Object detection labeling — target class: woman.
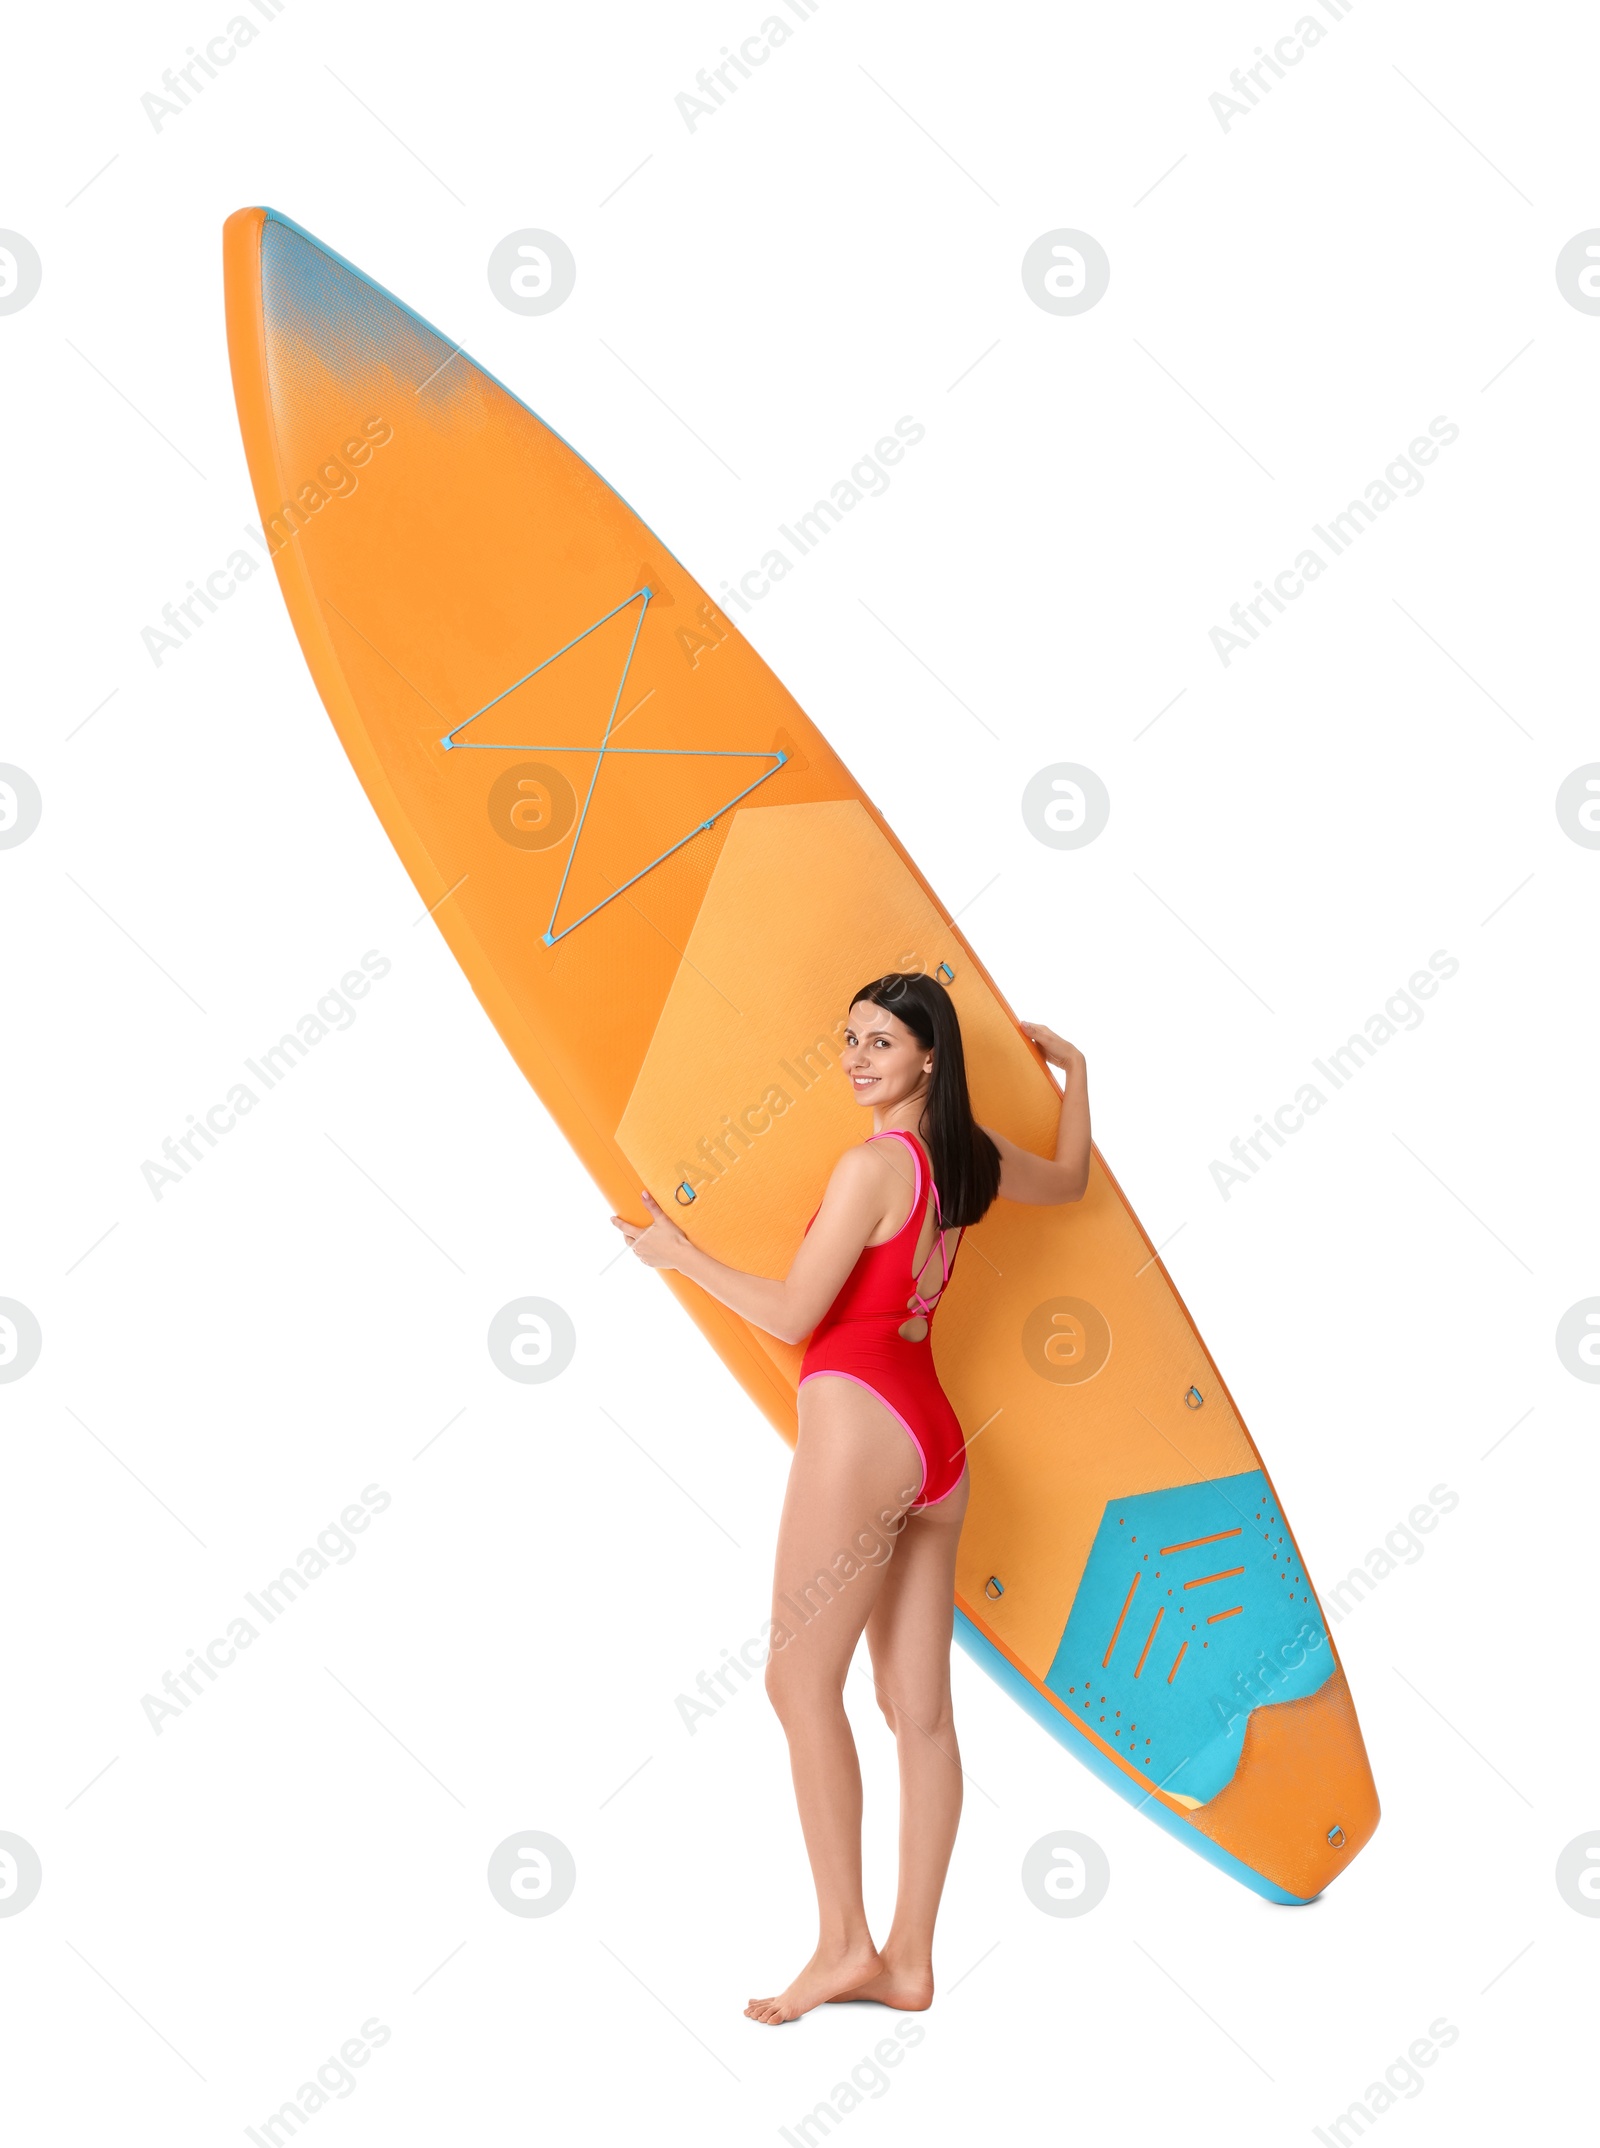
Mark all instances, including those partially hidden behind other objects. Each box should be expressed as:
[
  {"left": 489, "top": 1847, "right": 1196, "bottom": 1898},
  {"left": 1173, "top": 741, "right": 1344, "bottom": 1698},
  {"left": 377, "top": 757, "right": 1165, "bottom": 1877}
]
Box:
[{"left": 612, "top": 972, "right": 1090, "bottom": 2025}]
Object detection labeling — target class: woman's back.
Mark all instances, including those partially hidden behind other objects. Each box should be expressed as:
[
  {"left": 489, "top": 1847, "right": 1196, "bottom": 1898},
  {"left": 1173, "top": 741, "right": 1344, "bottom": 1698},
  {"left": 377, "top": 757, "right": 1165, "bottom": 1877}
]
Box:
[{"left": 807, "top": 1130, "right": 958, "bottom": 1334}]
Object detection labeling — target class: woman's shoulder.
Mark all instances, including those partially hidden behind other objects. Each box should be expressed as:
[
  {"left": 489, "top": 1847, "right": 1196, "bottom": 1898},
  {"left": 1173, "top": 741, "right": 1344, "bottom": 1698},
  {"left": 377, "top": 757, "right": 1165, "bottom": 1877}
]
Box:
[
  {"left": 830, "top": 1134, "right": 917, "bottom": 1192},
  {"left": 833, "top": 1135, "right": 894, "bottom": 1175},
  {"left": 810, "top": 1140, "right": 896, "bottom": 1227}
]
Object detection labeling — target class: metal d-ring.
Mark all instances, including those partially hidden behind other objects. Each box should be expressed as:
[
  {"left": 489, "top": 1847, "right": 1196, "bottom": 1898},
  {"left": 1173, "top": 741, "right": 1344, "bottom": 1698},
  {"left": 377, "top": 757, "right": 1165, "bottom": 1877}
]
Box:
[
  {"left": 674, "top": 1182, "right": 697, "bottom": 1206},
  {"left": 1184, "top": 1385, "right": 1204, "bottom": 1409},
  {"left": 985, "top": 1576, "right": 1004, "bottom": 1599}
]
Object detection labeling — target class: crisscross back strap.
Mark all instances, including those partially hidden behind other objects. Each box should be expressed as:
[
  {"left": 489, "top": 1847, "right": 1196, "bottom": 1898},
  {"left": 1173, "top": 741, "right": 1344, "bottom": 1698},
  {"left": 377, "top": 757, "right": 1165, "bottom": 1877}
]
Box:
[{"left": 870, "top": 1130, "right": 953, "bottom": 1319}]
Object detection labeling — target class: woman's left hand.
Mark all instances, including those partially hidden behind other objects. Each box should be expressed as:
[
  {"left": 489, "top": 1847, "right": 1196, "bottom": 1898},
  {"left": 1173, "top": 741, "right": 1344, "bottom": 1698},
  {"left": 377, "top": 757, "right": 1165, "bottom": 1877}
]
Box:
[
  {"left": 611, "top": 1188, "right": 690, "bottom": 1272},
  {"left": 1020, "top": 1022, "right": 1085, "bottom": 1079}
]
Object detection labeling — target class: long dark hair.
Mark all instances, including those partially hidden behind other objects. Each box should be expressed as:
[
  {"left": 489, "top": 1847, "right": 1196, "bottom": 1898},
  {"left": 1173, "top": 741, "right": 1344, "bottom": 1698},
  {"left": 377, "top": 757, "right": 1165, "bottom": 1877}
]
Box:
[{"left": 850, "top": 972, "right": 1000, "bottom": 1227}]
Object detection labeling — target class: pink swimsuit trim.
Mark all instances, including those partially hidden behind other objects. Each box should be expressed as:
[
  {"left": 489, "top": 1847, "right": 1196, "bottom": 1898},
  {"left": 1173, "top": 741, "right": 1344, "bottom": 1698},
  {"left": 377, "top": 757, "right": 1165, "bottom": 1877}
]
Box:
[{"left": 797, "top": 1370, "right": 932, "bottom": 1505}]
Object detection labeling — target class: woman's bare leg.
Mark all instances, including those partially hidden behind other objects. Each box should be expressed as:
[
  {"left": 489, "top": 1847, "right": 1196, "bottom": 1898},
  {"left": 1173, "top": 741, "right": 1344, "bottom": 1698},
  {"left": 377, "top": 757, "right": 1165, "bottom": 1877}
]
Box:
[
  {"left": 744, "top": 1377, "right": 922, "bottom": 2026},
  {"left": 833, "top": 1466, "right": 969, "bottom": 2011}
]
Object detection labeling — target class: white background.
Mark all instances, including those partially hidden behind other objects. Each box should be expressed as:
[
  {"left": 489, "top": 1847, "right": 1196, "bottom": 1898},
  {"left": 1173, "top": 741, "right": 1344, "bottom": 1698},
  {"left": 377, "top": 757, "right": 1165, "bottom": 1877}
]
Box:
[{"left": 2, "top": 1, "right": 1596, "bottom": 2140}]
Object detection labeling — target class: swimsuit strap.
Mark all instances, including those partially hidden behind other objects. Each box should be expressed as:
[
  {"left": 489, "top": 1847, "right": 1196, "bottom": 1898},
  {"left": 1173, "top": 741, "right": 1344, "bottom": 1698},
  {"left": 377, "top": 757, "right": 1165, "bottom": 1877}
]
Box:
[
  {"left": 865, "top": 1128, "right": 923, "bottom": 1233},
  {"left": 869, "top": 1130, "right": 952, "bottom": 1321},
  {"left": 865, "top": 1131, "right": 956, "bottom": 1319},
  {"left": 908, "top": 1171, "right": 955, "bottom": 1319}
]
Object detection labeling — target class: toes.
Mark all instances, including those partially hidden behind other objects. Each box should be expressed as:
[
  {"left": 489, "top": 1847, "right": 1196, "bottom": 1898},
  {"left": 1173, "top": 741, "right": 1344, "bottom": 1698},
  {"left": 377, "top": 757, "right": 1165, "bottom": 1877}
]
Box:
[{"left": 745, "top": 1997, "right": 791, "bottom": 2026}]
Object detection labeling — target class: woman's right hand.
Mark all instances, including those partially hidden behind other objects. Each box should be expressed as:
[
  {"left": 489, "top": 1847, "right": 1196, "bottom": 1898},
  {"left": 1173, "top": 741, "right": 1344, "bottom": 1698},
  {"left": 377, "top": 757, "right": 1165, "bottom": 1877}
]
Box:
[
  {"left": 611, "top": 1188, "right": 691, "bottom": 1272},
  {"left": 1020, "top": 1022, "right": 1084, "bottom": 1079}
]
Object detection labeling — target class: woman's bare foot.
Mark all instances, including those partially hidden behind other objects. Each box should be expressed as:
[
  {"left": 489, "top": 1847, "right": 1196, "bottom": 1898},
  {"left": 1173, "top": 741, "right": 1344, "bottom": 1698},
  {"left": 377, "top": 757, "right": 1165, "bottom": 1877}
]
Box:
[
  {"left": 827, "top": 1955, "right": 934, "bottom": 2011},
  {"left": 745, "top": 1939, "right": 884, "bottom": 2026}
]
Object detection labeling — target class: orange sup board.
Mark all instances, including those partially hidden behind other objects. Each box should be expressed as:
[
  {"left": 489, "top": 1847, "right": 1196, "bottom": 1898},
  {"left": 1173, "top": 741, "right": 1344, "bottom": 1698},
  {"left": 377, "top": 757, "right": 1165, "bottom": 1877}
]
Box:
[{"left": 223, "top": 208, "right": 1377, "bottom": 1902}]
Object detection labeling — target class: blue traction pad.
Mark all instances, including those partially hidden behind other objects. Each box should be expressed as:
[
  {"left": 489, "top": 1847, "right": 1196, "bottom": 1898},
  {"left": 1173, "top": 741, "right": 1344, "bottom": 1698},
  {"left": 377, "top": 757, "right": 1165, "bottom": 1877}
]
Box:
[{"left": 1042, "top": 1469, "right": 1331, "bottom": 1806}]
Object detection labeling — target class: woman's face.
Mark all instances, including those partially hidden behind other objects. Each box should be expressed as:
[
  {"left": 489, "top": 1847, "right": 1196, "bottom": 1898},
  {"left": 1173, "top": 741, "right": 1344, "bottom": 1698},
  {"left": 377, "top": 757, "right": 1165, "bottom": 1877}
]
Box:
[{"left": 841, "top": 1000, "right": 933, "bottom": 1110}]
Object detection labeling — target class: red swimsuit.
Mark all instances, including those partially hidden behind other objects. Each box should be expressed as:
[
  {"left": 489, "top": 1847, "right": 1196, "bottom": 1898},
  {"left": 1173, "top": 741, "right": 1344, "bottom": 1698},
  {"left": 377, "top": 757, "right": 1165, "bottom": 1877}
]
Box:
[{"left": 798, "top": 1129, "right": 967, "bottom": 1509}]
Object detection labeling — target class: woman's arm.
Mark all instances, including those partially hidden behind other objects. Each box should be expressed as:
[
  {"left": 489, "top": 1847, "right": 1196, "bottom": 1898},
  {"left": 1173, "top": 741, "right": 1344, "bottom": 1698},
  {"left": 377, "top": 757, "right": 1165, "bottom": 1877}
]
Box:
[
  {"left": 611, "top": 1142, "right": 901, "bottom": 1345},
  {"left": 988, "top": 1024, "right": 1091, "bottom": 1204}
]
